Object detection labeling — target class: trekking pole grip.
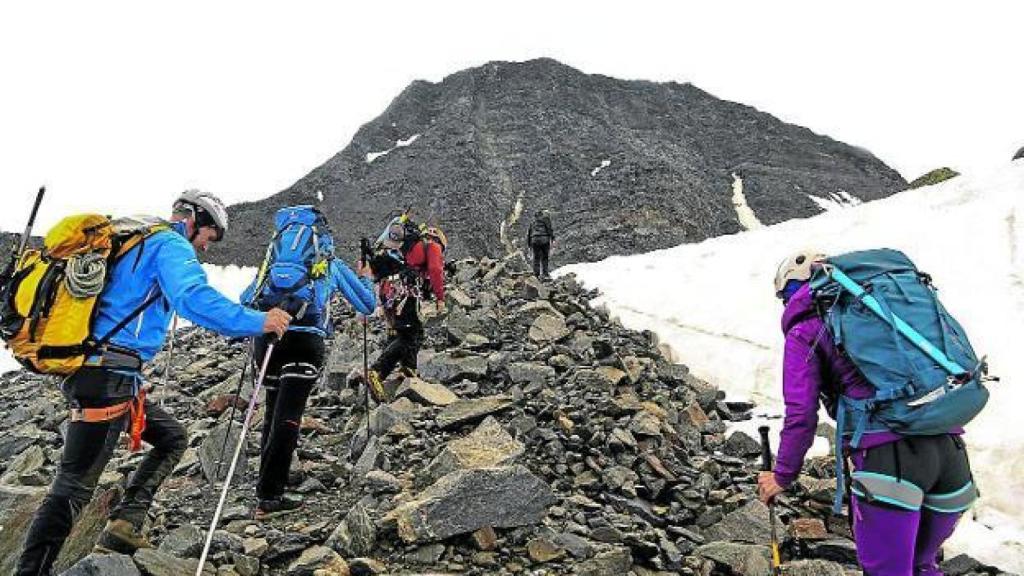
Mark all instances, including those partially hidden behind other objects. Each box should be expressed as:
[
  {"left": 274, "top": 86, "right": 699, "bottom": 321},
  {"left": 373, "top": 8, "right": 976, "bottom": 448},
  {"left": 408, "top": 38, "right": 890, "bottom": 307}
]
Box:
[{"left": 758, "top": 426, "right": 773, "bottom": 472}]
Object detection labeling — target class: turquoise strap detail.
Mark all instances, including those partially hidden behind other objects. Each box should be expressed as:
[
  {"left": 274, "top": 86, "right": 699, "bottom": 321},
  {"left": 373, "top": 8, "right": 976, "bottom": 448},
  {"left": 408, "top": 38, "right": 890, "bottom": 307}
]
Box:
[
  {"left": 827, "top": 267, "right": 967, "bottom": 375},
  {"left": 833, "top": 397, "right": 847, "bottom": 515},
  {"left": 850, "top": 471, "right": 924, "bottom": 511},
  {"left": 923, "top": 481, "right": 978, "bottom": 513}
]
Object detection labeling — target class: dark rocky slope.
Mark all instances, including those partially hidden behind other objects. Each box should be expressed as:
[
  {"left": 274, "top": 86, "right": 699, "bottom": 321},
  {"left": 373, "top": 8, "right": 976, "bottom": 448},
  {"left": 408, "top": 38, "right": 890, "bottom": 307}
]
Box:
[{"left": 208, "top": 58, "right": 906, "bottom": 267}]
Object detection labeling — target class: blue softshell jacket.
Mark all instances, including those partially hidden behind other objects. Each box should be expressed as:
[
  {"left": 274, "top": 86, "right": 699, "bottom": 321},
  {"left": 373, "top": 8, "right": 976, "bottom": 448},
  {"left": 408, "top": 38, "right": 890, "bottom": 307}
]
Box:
[
  {"left": 90, "top": 221, "right": 267, "bottom": 361},
  {"left": 240, "top": 258, "right": 376, "bottom": 337}
]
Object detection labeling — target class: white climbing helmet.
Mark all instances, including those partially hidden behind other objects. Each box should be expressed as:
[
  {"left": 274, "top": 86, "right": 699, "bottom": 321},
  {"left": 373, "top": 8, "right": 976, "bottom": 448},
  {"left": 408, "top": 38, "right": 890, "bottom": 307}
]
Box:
[
  {"left": 174, "top": 189, "right": 229, "bottom": 241},
  {"left": 774, "top": 249, "right": 827, "bottom": 298}
]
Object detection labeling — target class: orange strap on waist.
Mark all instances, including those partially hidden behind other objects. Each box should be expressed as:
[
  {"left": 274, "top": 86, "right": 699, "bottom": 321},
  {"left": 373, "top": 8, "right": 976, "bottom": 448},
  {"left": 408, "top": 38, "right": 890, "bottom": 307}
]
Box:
[
  {"left": 68, "top": 389, "right": 147, "bottom": 452},
  {"left": 69, "top": 401, "right": 132, "bottom": 423}
]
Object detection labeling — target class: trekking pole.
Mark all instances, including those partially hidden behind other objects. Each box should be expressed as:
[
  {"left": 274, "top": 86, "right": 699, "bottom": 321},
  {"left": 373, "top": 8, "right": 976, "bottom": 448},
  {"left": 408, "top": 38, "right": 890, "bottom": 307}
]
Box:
[
  {"left": 363, "top": 315, "right": 371, "bottom": 444},
  {"left": 196, "top": 303, "right": 305, "bottom": 576},
  {"left": 759, "top": 426, "right": 782, "bottom": 576},
  {"left": 214, "top": 338, "right": 254, "bottom": 481}
]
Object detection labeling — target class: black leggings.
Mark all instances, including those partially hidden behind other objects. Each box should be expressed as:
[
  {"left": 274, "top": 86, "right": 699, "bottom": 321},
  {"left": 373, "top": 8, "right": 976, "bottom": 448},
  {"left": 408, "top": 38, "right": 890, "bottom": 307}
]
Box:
[
  {"left": 532, "top": 242, "right": 550, "bottom": 277},
  {"left": 252, "top": 332, "right": 325, "bottom": 500},
  {"left": 17, "top": 369, "right": 186, "bottom": 576},
  {"left": 374, "top": 294, "right": 424, "bottom": 379}
]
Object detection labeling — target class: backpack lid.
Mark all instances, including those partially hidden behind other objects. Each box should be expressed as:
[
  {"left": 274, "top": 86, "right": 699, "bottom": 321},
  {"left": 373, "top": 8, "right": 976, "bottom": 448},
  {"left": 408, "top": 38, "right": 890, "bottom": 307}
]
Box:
[
  {"left": 274, "top": 205, "right": 327, "bottom": 231},
  {"left": 44, "top": 214, "right": 115, "bottom": 258}
]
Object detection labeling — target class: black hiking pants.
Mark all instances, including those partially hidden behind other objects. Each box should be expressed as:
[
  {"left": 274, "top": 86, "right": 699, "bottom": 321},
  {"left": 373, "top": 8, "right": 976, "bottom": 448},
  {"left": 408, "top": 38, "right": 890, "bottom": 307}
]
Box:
[
  {"left": 17, "top": 369, "right": 186, "bottom": 576},
  {"left": 373, "top": 294, "right": 424, "bottom": 379},
  {"left": 252, "top": 331, "right": 325, "bottom": 500},
  {"left": 532, "top": 242, "right": 550, "bottom": 278}
]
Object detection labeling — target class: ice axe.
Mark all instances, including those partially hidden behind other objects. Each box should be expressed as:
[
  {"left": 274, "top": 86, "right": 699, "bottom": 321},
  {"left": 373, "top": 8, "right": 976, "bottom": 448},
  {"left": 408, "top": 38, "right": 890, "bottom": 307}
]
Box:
[
  {"left": 195, "top": 300, "right": 306, "bottom": 576},
  {"left": 759, "top": 425, "right": 782, "bottom": 575}
]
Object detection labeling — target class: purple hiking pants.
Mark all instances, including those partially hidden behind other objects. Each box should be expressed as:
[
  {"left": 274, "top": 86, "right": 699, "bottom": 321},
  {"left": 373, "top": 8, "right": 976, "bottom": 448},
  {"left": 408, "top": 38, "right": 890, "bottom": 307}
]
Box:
[
  {"left": 850, "top": 435, "right": 975, "bottom": 576},
  {"left": 852, "top": 495, "right": 962, "bottom": 576}
]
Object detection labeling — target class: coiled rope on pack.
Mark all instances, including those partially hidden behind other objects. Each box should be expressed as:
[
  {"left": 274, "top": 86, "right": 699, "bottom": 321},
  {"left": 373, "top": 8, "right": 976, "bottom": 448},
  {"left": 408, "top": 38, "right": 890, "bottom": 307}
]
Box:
[{"left": 65, "top": 252, "right": 107, "bottom": 298}]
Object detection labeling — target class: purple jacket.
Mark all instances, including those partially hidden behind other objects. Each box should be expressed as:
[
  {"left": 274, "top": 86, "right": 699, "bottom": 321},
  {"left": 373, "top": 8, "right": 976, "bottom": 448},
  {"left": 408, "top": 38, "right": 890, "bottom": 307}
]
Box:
[{"left": 774, "top": 284, "right": 900, "bottom": 487}]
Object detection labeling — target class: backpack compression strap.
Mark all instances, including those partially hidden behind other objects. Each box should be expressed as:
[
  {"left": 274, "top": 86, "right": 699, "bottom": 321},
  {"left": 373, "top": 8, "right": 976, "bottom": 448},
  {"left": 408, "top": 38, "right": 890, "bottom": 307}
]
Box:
[{"left": 824, "top": 265, "right": 968, "bottom": 376}]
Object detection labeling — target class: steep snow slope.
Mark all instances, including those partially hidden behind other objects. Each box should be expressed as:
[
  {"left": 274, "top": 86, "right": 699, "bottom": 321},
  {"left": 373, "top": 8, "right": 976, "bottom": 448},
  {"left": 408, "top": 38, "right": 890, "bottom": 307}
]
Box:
[{"left": 565, "top": 162, "right": 1024, "bottom": 571}]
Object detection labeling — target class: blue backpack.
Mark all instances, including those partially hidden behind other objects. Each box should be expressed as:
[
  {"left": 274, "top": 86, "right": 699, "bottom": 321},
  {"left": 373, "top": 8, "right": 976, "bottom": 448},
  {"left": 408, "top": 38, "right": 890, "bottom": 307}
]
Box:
[
  {"left": 810, "top": 249, "right": 992, "bottom": 512},
  {"left": 251, "top": 206, "right": 334, "bottom": 327}
]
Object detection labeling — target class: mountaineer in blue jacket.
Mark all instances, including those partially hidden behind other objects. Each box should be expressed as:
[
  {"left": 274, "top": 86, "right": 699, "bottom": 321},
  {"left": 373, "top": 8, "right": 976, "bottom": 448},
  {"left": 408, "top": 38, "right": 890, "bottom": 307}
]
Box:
[
  {"left": 17, "top": 190, "right": 292, "bottom": 575},
  {"left": 240, "top": 205, "right": 375, "bottom": 517}
]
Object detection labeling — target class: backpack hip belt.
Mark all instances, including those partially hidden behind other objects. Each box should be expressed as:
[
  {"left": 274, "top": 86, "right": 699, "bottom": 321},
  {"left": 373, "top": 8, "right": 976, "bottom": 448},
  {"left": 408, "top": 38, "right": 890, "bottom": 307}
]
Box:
[{"left": 84, "top": 343, "right": 143, "bottom": 371}]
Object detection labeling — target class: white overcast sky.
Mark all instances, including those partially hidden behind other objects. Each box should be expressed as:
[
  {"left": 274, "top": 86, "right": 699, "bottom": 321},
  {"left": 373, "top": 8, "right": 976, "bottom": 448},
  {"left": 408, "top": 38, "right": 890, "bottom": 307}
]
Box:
[{"left": 1, "top": 1, "right": 1021, "bottom": 233}]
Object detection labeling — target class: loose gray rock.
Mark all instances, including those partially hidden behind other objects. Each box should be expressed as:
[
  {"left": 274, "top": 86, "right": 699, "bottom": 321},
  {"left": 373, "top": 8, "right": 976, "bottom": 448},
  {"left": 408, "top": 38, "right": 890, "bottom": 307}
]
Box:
[
  {"left": 724, "top": 430, "right": 762, "bottom": 458},
  {"left": 394, "top": 378, "right": 459, "bottom": 406},
  {"left": 574, "top": 547, "right": 633, "bottom": 576},
  {"left": 695, "top": 541, "right": 771, "bottom": 576},
  {"left": 781, "top": 559, "right": 847, "bottom": 576},
  {"left": 386, "top": 465, "right": 554, "bottom": 543},
  {"left": 286, "top": 545, "right": 349, "bottom": 575},
  {"left": 507, "top": 362, "right": 556, "bottom": 387},
  {"left": 158, "top": 524, "right": 203, "bottom": 558},
  {"left": 59, "top": 553, "right": 140, "bottom": 576},
  {"left": 435, "top": 395, "right": 516, "bottom": 430},
  {"left": 703, "top": 500, "right": 783, "bottom": 545},
  {"left": 529, "top": 314, "right": 570, "bottom": 343},
  {"left": 327, "top": 502, "right": 377, "bottom": 557},
  {"left": 199, "top": 422, "right": 247, "bottom": 483},
  {"left": 417, "top": 352, "right": 488, "bottom": 383},
  {"left": 134, "top": 548, "right": 214, "bottom": 576}
]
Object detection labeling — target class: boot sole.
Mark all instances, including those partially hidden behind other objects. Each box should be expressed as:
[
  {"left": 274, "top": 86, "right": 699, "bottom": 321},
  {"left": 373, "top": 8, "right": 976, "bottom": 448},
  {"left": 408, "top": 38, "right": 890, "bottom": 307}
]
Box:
[
  {"left": 94, "top": 532, "right": 153, "bottom": 555},
  {"left": 254, "top": 507, "right": 301, "bottom": 521}
]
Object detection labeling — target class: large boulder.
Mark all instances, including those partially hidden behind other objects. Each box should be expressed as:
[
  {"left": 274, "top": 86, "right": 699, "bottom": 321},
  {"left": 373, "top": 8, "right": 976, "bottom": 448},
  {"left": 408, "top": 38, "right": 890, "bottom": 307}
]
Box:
[
  {"left": 385, "top": 465, "right": 554, "bottom": 543},
  {"left": 424, "top": 417, "right": 524, "bottom": 481}
]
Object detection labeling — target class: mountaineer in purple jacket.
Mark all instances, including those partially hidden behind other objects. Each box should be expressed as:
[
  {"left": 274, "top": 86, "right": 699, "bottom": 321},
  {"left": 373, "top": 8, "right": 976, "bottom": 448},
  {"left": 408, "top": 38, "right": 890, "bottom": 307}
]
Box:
[{"left": 757, "top": 250, "right": 977, "bottom": 576}]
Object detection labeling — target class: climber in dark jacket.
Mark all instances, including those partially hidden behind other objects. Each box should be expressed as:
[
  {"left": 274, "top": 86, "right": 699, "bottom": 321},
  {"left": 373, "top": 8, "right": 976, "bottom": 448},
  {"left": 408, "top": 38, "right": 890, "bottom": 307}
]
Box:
[{"left": 526, "top": 209, "right": 554, "bottom": 279}]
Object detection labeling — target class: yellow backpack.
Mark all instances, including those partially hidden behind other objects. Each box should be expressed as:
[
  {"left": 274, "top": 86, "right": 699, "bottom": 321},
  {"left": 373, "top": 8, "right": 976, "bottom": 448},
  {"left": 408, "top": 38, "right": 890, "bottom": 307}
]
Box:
[{"left": 0, "top": 214, "right": 168, "bottom": 375}]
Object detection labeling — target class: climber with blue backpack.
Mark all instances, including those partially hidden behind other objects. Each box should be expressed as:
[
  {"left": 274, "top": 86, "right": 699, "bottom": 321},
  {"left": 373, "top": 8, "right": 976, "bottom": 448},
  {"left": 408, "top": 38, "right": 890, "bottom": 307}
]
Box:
[
  {"left": 241, "top": 205, "right": 375, "bottom": 517},
  {"left": 758, "top": 249, "right": 991, "bottom": 576}
]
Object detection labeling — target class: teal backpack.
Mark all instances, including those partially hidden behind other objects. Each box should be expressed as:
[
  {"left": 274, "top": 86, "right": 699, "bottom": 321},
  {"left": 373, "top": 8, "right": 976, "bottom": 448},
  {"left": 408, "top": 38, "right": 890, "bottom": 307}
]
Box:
[{"left": 809, "top": 249, "right": 993, "bottom": 512}]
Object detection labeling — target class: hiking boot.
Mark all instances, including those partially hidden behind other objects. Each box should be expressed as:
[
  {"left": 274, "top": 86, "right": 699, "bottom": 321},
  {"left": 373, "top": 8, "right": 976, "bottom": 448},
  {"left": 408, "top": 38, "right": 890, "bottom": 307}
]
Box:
[
  {"left": 93, "top": 518, "right": 153, "bottom": 554},
  {"left": 348, "top": 368, "right": 389, "bottom": 403},
  {"left": 366, "top": 369, "right": 388, "bottom": 403},
  {"left": 255, "top": 495, "right": 303, "bottom": 520}
]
